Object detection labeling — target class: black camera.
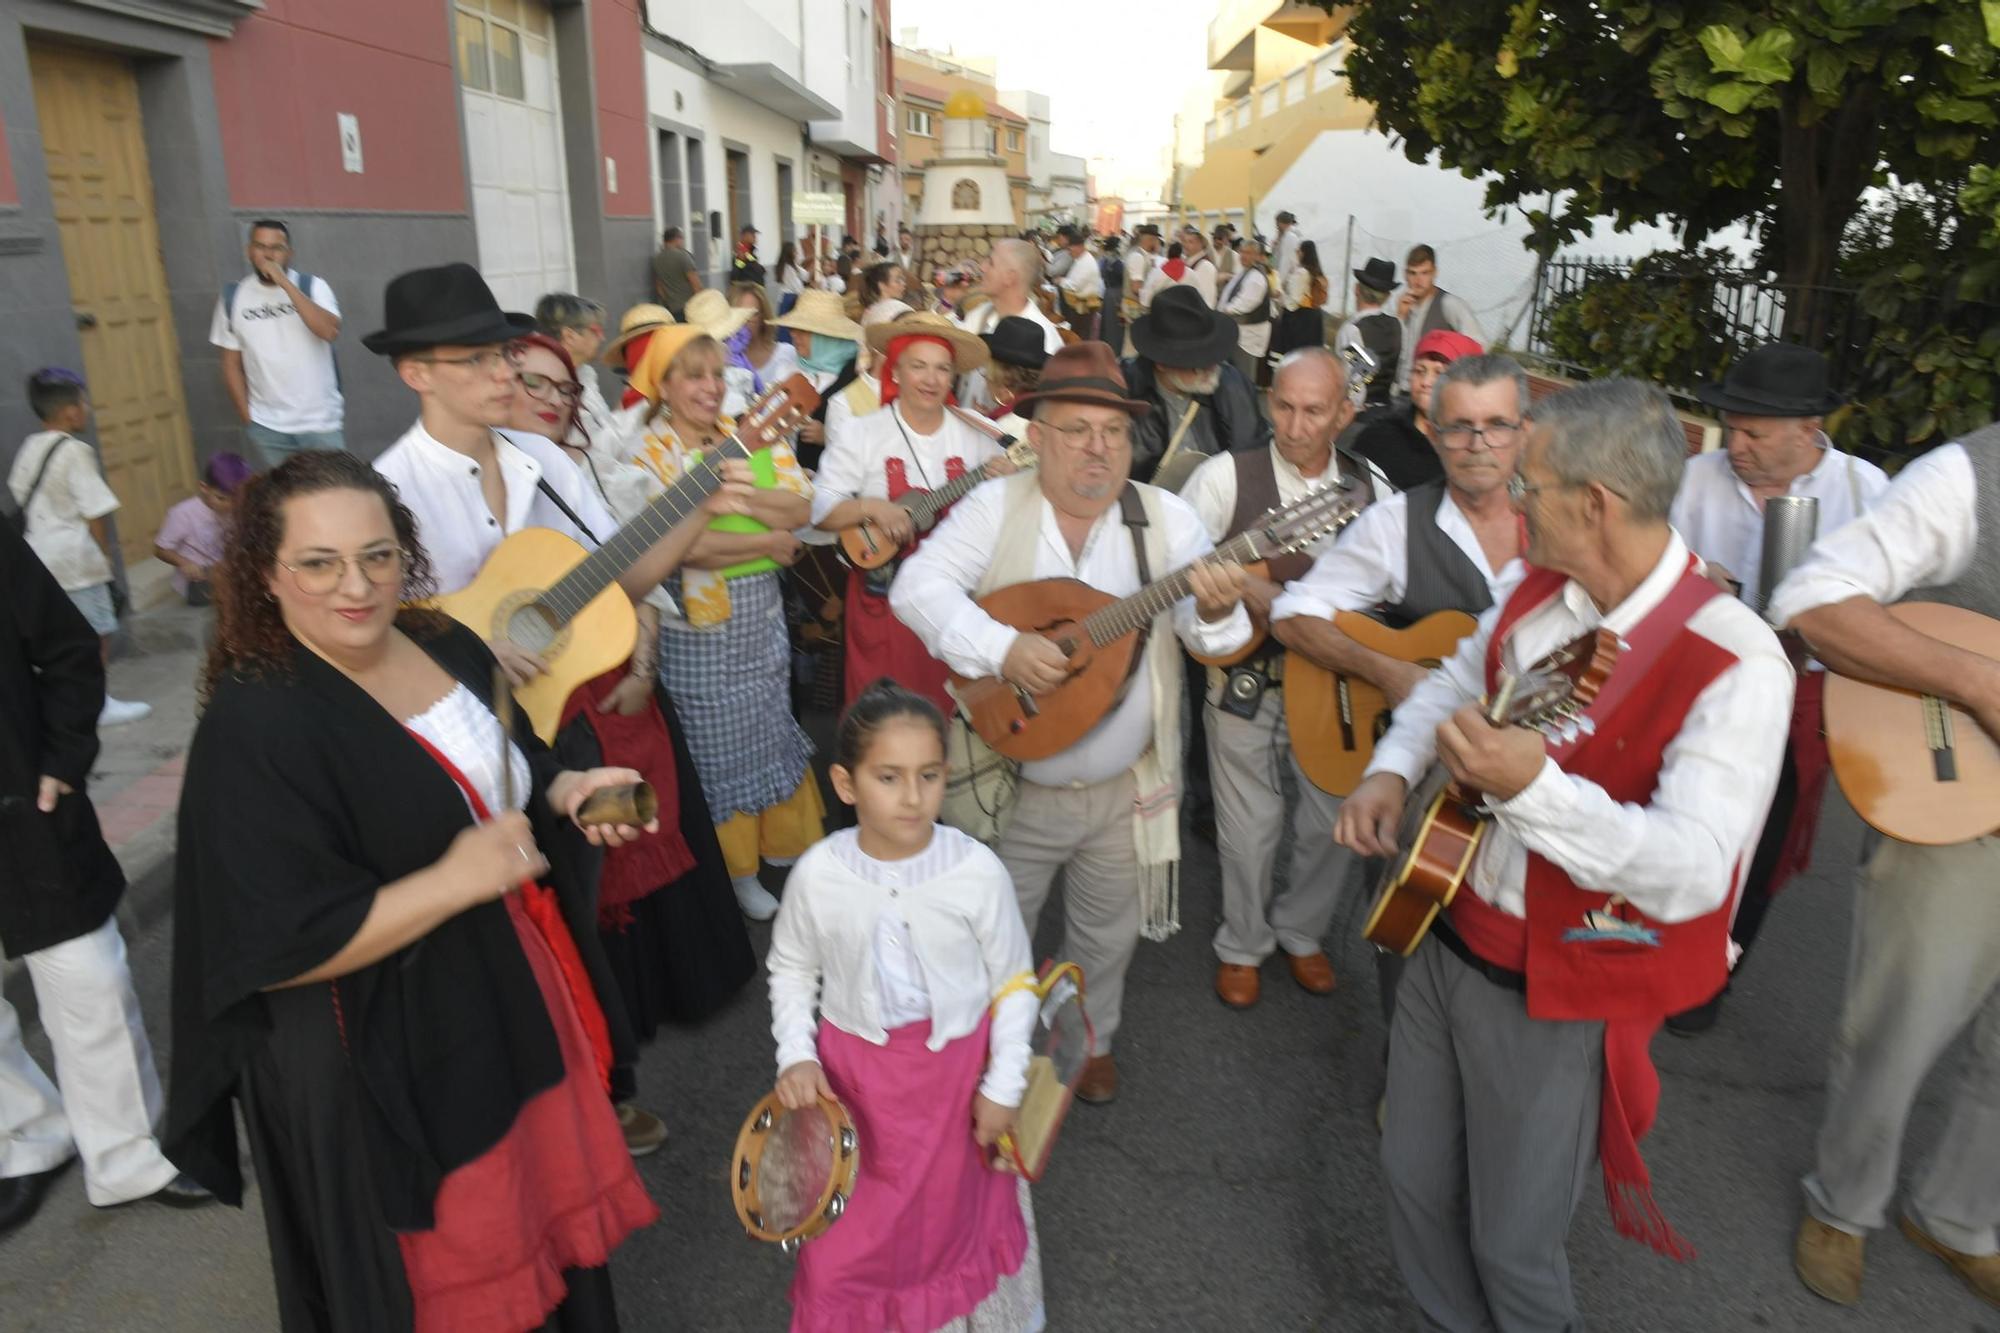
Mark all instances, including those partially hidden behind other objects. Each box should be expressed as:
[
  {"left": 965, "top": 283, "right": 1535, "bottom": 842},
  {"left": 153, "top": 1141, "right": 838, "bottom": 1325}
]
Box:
[{"left": 1219, "top": 664, "right": 1269, "bottom": 720}]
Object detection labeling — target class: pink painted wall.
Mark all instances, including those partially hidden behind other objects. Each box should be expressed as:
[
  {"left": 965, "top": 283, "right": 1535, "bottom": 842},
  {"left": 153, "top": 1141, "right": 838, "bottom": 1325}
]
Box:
[
  {"left": 209, "top": 0, "right": 467, "bottom": 212},
  {"left": 589, "top": 0, "right": 650, "bottom": 218}
]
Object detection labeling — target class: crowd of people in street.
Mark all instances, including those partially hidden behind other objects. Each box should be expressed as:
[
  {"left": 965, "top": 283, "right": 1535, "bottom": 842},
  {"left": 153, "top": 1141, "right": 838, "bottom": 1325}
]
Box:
[{"left": 1, "top": 200, "right": 1996, "bottom": 1333}]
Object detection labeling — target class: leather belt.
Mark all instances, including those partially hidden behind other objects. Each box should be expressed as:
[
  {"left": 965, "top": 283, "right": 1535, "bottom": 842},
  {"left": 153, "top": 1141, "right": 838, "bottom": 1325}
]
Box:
[{"left": 1429, "top": 917, "right": 1527, "bottom": 994}]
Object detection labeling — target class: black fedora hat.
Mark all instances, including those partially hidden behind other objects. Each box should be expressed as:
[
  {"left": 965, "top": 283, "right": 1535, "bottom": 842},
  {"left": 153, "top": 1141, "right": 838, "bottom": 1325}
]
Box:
[
  {"left": 1696, "top": 343, "right": 1842, "bottom": 417},
  {"left": 982, "top": 315, "right": 1051, "bottom": 369},
  {"left": 1130, "top": 285, "right": 1238, "bottom": 369},
  {"left": 1353, "top": 257, "right": 1397, "bottom": 292},
  {"left": 362, "top": 262, "right": 536, "bottom": 356}
]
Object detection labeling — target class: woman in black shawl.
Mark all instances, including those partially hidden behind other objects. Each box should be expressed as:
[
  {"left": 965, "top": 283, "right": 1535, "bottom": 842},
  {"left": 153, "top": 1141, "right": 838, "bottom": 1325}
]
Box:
[{"left": 166, "top": 453, "right": 676, "bottom": 1332}]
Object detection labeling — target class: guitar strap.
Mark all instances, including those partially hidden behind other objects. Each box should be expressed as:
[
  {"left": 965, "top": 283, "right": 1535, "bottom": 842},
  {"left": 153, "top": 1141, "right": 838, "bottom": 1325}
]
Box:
[
  {"left": 535, "top": 476, "right": 602, "bottom": 548},
  {"left": 1114, "top": 484, "right": 1155, "bottom": 694}
]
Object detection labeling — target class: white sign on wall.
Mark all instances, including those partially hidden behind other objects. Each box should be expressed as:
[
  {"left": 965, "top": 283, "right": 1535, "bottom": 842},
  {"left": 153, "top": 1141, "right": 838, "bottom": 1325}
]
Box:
[
  {"left": 337, "top": 113, "right": 363, "bottom": 174},
  {"left": 793, "top": 192, "right": 845, "bottom": 227}
]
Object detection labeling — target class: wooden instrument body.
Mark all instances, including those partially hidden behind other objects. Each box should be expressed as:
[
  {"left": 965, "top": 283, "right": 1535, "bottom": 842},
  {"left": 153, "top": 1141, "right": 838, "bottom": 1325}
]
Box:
[
  {"left": 1823, "top": 602, "right": 2000, "bottom": 845},
  {"left": 837, "top": 440, "right": 1038, "bottom": 571},
  {"left": 949, "top": 579, "right": 1138, "bottom": 762},
  {"left": 839, "top": 510, "right": 921, "bottom": 570},
  {"left": 730, "top": 1093, "right": 860, "bottom": 1250},
  {"left": 1286, "top": 610, "right": 1480, "bottom": 797},
  {"left": 431, "top": 527, "right": 635, "bottom": 742}
]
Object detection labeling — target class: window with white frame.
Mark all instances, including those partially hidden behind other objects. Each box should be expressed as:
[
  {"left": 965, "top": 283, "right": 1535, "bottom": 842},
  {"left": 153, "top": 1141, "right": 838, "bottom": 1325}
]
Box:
[
  {"left": 1007, "top": 129, "right": 1021, "bottom": 152},
  {"left": 907, "top": 107, "right": 934, "bottom": 137}
]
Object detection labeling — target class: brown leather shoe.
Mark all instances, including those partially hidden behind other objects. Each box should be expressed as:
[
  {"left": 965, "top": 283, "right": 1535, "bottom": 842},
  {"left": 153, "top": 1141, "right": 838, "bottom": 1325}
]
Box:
[
  {"left": 1215, "top": 962, "right": 1260, "bottom": 1008},
  {"left": 1075, "top": 1054, "right": 1120, "bottom": 1104},
  {"left": 1795, "top": 1216, "right": 1864, "bottom": 1305},
  {"left": 1287, "top": 951, "right": 1338, "bottom": 995},
  {"left": 1901, "top": 1214, "right": 2000, "bottom": 1307}
]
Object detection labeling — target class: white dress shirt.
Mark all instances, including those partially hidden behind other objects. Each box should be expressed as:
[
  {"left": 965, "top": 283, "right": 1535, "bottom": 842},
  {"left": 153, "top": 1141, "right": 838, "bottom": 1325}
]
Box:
[
  {"left": 1272, "top": 228, "right": 1303, "bottom": 283},
  {"left": 891, "top": 479, "right": 1253, "bottom": 787},
  {"left": 1670, "top": 437, "right": 1890, "bottom": 608},
  {"left": 810, "top": 403, "right": 1000, "bottom": 526},
  {"left": 373, "top": 421, "right": 617, "bottom": 596},
  {"left": 1124, "top": 247, "right": 1156, "bottom": 299},
  {"left": 1395, "top": 290, "right": 1487, "bottom": 390},
  {"left": 822, "top": 372, "right": 882, "bottom": 459},
  {"left": 1219, "top": 268, "right": 1273, "bottom": 359},
  {"left": 1766, "top": 442, "right": 1979, "bottom": 626},
  {"left": 1060, "top": 252, "right": 1104, "bottom": 301},
  {"left": 1271, "top": 487, "right": 1524, "bottom": 623},
  {"left": 1365, "top": 532, "right": 1794, "bottom": 923},
  {"left": 1178, "top": 255, "right": 1219, "bottom": 307},
  {"left": 768, "top": 826, "right": 1038, "bottom": 1106},
  {"left": 1178, "top": 445, "right": 1389, "bottom": 558}
]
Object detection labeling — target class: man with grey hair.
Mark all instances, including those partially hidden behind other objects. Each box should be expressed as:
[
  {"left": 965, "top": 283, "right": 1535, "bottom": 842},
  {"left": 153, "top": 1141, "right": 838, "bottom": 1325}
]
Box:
[
  {"left": 1336, "top": 377, "right": 1793, "bottom": 1328},
  {"left": 1179, "top": 347, "right": 1388, "bottom": 1008},
  {"left": 954, "top": 237, "right": 1064, "bottom": 411},
  {"left": 1122, "top": 286, "right": 1272, "bottom": 487}
]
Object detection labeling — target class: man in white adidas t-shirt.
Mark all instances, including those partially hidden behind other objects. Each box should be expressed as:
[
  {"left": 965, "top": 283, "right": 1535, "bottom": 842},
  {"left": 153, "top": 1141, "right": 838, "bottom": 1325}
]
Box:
[{"left": 208, "top": 218, "right": 344, "bottom": 464}]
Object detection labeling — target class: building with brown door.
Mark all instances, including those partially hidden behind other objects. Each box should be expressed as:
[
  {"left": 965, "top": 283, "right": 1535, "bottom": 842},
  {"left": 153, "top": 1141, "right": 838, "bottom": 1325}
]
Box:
[{"left": 0, "top": 0, "right": 654, "bottom": 566}]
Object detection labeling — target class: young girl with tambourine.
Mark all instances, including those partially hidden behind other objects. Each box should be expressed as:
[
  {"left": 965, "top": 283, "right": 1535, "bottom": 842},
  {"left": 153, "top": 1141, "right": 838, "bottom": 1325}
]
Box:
[{"left": 766, "top": 680, "right": 1045, "bottom": 1331}]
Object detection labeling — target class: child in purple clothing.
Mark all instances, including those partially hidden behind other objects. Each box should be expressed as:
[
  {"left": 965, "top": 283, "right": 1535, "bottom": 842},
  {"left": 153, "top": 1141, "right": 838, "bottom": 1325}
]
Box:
[{"left": 152, "top": 452, "right": 252, "bottom": 605}]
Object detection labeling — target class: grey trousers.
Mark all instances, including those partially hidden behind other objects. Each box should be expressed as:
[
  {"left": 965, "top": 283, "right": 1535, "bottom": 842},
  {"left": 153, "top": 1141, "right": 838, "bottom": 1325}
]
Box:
[
  {"left": 1383, "top": 936, "right": 1603, "bottom": 1332},
  {"left": 1206, "top": 694, "right": 1355, "bottom": 965},
  {"left": 998, "top": 773, "right": 1140, "bottom": 1057},
  {"left": 1804, "top": 833, "right": 2000, "bottom": 1255}
]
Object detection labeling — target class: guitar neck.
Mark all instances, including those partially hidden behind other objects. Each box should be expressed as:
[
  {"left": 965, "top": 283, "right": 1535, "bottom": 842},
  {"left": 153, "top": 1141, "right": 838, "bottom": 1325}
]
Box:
[
  {"left": 1079, "top": 530, "right": 1262, "bottom": 645},
  {"left": 904, "top": 454, "right": 1008, "bottom": 525},
  {"left": 537, "top": 436, "right": 750, "bottom": 627}
]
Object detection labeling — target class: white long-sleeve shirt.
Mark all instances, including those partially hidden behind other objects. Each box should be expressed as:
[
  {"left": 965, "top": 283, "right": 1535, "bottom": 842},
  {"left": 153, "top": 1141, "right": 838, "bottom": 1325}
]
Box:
[
  {"left": 1364, "top": 531, "right": 1794, "bottom": 923},
  {"left": 1177, "top": 255, "right": 1219, "bottom": 307},
  {"left": 1271, "top": 487, "right": 1523, "bottom": 623},
  {"left": 890, "top": 478, "right": 1252, "bottom": 787},
  {"left": 768, "top": 826, "right": 1037, "bottom": 1106},
  {"left": 1060, "top": 252, "right": 1104, "bottom": 301},
  {"left": 1670, "top": 437, "right": 1890, "bottom": 609},
  {"left": 1272, "top": 227, "right": 1302, "bottom": 283},
  {"left": 1178, "top": 445, "right": 1389, "bottom": 556},
  {"left": 1766, "top": 442, "right": 1977, "bottom": 625},
  {"left": 1219, "top": 267, "right": 1272, "bottom": 359},
  {"left": 809, "top": 403, "right": 1000, "bottom": 526}
]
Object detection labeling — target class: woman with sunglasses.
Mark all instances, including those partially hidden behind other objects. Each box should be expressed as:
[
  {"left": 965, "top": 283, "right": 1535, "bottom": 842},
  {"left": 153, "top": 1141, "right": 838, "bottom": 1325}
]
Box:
[
  {"left": 506, "top": 333, "right": 758, "bottom": 1147},
  {"left": 166, "top": 451, "right": 663, "bottom": 1331}
]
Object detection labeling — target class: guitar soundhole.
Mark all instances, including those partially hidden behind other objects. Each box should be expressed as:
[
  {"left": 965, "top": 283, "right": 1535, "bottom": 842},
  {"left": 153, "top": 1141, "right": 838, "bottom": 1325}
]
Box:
[{"left": 499, "top": 594, "right": 566, "bottom": 658}]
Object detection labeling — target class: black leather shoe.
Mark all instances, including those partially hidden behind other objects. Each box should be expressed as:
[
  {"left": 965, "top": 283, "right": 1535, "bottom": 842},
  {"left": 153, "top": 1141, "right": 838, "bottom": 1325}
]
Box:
[
  {"left": 142, "top": 1173, "right": 217, "bottom": 1209},
  {"left": 1666, "top": 992, "right": 1725, "bottom": 1037},
  {"left": 0, "top": 1164, "right": 66, "bottom": 1237}
]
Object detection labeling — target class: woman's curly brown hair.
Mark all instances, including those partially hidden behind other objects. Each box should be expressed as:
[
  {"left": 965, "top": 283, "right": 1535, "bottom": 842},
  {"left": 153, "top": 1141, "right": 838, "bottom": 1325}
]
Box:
[{"left": 201, "top": 451, "right": 443, "bottom": 699}]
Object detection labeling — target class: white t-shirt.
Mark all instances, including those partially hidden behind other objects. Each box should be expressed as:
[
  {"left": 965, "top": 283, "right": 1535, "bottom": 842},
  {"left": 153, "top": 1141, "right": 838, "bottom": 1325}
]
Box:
[
  {"left": 8, "top": 431, "right": 121, "bottom": 591},
  {"left": 208, "top": 269, "right": 344, "bottom": 434}
]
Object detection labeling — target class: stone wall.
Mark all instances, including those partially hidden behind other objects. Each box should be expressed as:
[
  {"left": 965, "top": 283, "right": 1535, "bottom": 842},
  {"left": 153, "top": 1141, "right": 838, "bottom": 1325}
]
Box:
[{"left": 910, "top": 223, "right": 1017, "bottom": 289}]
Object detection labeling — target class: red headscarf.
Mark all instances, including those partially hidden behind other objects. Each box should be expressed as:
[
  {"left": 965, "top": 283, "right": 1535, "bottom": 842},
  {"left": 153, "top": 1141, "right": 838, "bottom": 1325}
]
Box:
[
  {"left": 620, "top": 332, "right": 655, "bottom": 410},
  {"left": 878, "top": 332, "right": 958, "bottom": 409}
]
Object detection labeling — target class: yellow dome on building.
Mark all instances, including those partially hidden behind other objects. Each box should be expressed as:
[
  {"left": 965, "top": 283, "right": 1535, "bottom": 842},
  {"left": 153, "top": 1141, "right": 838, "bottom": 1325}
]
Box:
[{"left": 943, "top": 89, "right": 987, "bottom": 120}]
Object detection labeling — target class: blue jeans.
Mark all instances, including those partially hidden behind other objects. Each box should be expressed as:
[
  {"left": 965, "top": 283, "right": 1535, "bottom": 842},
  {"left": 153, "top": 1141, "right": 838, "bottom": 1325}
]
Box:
[{"left": 245, "top": 423, "right": 345, "bottom": 466}]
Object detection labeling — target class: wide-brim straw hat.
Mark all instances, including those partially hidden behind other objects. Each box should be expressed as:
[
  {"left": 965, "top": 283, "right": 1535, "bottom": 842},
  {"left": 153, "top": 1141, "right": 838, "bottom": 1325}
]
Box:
[
  {"left": 864, "top": 309, "right": 990, "bottom": 373},
  {"left": 772, "top": 289, "right": 864, "bottom": 342},
  {"left": 682, "top": 288, "right": 754, "bottom": 342},
  {"left": 601, "top": 302, "right": 675, "bottom": 361}
]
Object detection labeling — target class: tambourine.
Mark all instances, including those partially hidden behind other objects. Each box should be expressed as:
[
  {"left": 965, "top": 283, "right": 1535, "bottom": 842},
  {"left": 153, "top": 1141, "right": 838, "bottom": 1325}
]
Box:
[
  {"left": 730, "top": 1092, "right": 860, "bottom": 1252},
  {"left": 992, "top": 961, "right": 1093, "bottom": 1181}
]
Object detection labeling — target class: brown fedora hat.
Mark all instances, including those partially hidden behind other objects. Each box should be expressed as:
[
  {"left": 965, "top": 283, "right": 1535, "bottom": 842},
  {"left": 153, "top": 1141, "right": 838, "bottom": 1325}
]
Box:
[{"left": 1012, "top": 342, "right": 1151, "bottom": 419}]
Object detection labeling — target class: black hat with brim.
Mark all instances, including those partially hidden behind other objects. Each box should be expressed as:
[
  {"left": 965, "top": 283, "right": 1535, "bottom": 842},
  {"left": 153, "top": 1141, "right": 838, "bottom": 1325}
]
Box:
[
  {"left": 1352, "top": 257, "right": 1398, "bottom": 293},
  {"left": 1695, "top": 342, "right": 1843, "bottom": 417},
  {"left": 362, "top": 262, "right": 536, "bottom": 355},
  {"left": 1130, "top": 285, "right": 1239, "bottom": 369},
  {"left": 982, "top": 316, "right": 1052, "bottom": 370}
]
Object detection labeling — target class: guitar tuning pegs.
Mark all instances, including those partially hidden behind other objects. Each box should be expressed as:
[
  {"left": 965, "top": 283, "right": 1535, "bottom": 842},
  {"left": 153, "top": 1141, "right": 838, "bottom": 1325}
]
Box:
[{"left": 1576, "top": 716, "right": 1597, "bottom": 736}]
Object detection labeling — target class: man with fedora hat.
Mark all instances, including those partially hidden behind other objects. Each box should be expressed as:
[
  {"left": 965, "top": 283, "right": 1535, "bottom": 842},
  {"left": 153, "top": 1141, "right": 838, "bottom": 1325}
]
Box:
[
  {"left": 1335, "top": 258, "right": 1403, "bottom": 411},
  {"left": 1271, "top": 211, "right": 1303, "bottom": 287},
  {"left": 1122, "top": 285, "right": 1272, "bottom": 488},
  {"left": 981, "top": 315, "right": 1051, "bottom": 438},
  {"left": 1124, "top": 225, "right": 1163, "bottom": 322},
  {"left": 1665, "top": 342, "right": 1887, "bottom": 1035},
  {"left": 892, "top": 342, "right": 1252, "bottom": 1104},
  {"left": 812, "top": 309, "right": 1007, "bottom": 715}
]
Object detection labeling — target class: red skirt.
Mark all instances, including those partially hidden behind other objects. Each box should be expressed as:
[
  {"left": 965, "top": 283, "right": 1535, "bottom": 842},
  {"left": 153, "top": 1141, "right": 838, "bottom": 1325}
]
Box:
[
  {"left": 395, "top": 895, "right": 659, "bottom": 1332},
  {"left": 845, "top": 567, "right": 954, "bottom": 716}
]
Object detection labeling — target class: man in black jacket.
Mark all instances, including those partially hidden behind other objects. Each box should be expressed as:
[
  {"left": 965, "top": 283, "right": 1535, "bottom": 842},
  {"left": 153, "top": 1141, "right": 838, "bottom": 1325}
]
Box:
[
  {"left": 1122, "top": 285, "right": 1273, "bottom": 488},
  {"left": 0, "top": 522, "right": 208, "bottom": 1233}
]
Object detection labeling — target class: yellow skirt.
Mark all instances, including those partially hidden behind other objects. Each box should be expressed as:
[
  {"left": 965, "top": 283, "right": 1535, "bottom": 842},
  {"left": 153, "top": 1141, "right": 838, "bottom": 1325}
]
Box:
[{"left": 713, "top": 770, "right": 826, "bottom": 880}]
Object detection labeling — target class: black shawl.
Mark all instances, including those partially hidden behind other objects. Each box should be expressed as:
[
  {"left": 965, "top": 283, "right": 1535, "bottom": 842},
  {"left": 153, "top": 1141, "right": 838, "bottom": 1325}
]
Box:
[{"left": 165, "top": 617, "right": 622, "bottom": 1230}]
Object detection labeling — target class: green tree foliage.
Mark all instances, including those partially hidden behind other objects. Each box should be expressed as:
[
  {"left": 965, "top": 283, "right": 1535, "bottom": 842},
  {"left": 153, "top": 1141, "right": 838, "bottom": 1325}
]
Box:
[{"left": 1338, "top": 1, "right": 2000, "bottom": 318}]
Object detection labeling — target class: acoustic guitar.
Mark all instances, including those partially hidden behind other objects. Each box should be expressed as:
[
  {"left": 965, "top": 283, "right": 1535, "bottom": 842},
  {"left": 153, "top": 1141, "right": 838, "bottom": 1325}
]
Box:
[
  {"left": 433, "top": 377, "right": 819, "bottom": 741},
  {"left": 1286, "top": 610, "right": 1480, "bottom": 797},
  {"left": 1362, "top": 628, "right": 1620, "bottom": 957},
  {"left": 1822, "top": 602, "right": 2000, "bottom": 846},
  {"left": 952, "top": 484, "right": 1363, "bottom": 761},
  {"left": 840, "top": 437, "right": 1039, "bottom": 570}
]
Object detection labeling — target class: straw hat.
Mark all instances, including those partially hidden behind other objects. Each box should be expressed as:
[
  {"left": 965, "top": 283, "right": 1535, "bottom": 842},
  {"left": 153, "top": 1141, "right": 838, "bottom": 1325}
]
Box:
[
  {"left": 863, "top": 309, "right": 990, "bottom": 373},
  {"left": 682, "top": 288, "right": 754, "bottom": 342},
  {"left": 601, "top": 302, "right": 675, "bottom": 361},
  {"left": 771, "top": 289, "right": 864, "bottom": 342}
]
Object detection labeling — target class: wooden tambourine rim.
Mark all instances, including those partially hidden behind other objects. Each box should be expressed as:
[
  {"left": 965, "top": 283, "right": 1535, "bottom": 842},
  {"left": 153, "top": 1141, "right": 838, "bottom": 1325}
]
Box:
[
  {"left": 730, "top": 1092, "right": 859, "bottom": 1247},
  {"left": 996, "top": 961, "right": 1093, "bottom": 1181}
]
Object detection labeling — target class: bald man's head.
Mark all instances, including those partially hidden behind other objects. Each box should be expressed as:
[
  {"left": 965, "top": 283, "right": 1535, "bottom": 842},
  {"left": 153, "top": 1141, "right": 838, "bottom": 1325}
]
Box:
[{"left": 983, "top": 238, "right": 1042, "bottom": 301}]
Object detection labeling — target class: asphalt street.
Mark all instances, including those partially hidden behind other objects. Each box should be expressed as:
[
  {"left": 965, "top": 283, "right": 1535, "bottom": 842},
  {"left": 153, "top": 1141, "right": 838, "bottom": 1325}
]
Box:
[{"left": 1, "top": 773, "right": 1994, "bottom": 1331}]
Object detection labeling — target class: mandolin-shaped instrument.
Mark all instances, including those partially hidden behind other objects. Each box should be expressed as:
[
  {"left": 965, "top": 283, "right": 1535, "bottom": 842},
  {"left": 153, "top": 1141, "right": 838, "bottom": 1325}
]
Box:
[
  {"left": 1362, "top": 628, "right": 1620, "bottom": 956},
  {"left": 951, "top": 484, "right": 1363, "bottom": 761},
  {"left": 433, "top": 377, "right": 819, "bottom": 741},
  {"left": 839, "top": 436, "right": 1039, "bottom": 570}
]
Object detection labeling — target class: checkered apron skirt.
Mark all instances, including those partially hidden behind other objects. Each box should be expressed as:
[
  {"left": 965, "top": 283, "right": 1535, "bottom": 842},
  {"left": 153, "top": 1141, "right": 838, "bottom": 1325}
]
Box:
[{"left": 656, "top": 570, "right": 815, "bottom": 821}]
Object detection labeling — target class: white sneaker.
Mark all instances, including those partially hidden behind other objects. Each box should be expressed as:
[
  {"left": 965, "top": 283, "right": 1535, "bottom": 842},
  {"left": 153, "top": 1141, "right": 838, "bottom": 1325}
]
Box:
[
  {"left": 732, "top": 875, "right": 780, "bottom": 921},
  {"left": 99, "top": 697, "right": 152, "bottom": 727}
]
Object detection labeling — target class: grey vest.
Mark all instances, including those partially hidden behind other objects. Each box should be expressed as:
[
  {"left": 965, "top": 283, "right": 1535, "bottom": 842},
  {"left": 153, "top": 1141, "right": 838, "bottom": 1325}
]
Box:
[
  {"left": 1911, "top": 424, "right": 2000, "bottom": 617},
  {"left": 1419, "top": 287, "right": 1460, "bottom": 338},
  {"left": 1381, "top": 480, "right": 1495, "bottom": 627}
]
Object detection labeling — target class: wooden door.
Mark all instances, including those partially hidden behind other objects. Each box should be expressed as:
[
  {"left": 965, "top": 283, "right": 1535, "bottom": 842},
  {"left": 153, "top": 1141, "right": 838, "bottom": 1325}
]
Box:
[{"left": 29, "top": 40, "right": 195, "bottom": 565}]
